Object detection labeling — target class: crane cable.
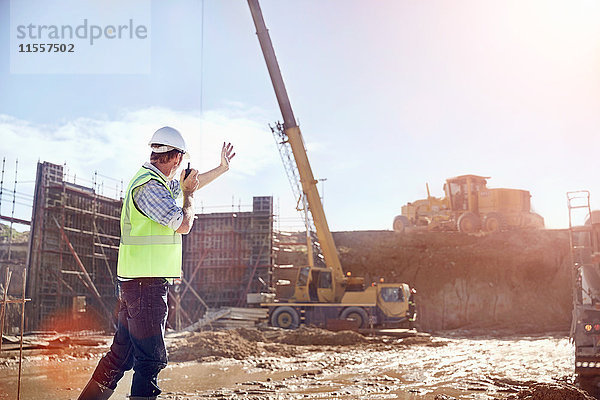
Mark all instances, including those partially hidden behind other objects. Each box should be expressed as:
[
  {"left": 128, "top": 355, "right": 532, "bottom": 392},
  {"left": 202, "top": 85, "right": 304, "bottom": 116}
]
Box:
[{"left": 199, "top": 0, "right": 205, "bottom": 116}]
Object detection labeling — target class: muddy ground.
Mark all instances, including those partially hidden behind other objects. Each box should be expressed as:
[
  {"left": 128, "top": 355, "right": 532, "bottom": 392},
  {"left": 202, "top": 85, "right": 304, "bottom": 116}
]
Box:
[{"left": 0, "top": 327, "right": 591, "bottom": 399}]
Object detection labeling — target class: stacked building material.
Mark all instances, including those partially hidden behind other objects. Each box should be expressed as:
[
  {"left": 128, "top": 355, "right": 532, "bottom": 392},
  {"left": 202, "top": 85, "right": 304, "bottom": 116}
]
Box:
[
  {"left": 181, "top": 307, "right": 269, "bottom": 331},
  {"left": 211, "top": 307, "right": 269, "bottom": 329}
]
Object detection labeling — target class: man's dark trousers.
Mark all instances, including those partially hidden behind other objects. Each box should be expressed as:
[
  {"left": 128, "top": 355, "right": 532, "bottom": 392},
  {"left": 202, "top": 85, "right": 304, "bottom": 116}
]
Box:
[{"left": 91, "top": 278, "right": 169, "bottom": 397}]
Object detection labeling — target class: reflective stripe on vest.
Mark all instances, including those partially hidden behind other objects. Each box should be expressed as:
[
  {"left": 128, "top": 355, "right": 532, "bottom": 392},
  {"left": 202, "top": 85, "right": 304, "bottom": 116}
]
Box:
[{"left": 117, "top": 166, "right": 182, "bottom": 278}]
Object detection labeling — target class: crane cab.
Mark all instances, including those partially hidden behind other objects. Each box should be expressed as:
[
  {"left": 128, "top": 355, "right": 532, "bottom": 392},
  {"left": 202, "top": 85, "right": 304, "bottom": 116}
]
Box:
[{"left": 292, "top": 266, "right": 335, "bottom": 303}]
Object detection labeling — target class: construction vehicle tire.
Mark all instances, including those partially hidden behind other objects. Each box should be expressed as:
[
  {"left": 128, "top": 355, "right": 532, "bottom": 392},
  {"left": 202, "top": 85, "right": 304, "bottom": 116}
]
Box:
[
  {"left": 483, "top": 212, "right": 506, "bottom": 232},
  {"left": 393, "top": 215, "right": 410, "bottom": 233},
  {"left": 271, "top": 306, "right": 299, "bottom": 329},
  {"left": 340, "top": 307, "right": 369, "bottom": 329},
  {"left": 457, "top": 212, "right": 481, "bottom": 233}
]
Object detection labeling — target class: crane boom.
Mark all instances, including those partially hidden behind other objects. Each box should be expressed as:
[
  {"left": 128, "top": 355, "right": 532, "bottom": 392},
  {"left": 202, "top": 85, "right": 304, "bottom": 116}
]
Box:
[{"left": 247, "top": 0, "right": 346, "bottom": 300}]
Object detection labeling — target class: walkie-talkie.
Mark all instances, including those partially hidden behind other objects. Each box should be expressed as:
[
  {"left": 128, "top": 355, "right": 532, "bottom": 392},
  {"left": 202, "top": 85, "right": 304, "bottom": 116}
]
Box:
[{"left": 184, "top": 162, "right": 191, "bottom": 179}]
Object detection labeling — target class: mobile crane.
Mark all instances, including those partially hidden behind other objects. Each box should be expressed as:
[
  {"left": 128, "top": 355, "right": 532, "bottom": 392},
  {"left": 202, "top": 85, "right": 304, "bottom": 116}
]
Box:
[{"left": 247, "top": 0, "right": 414, "bottom": 329}]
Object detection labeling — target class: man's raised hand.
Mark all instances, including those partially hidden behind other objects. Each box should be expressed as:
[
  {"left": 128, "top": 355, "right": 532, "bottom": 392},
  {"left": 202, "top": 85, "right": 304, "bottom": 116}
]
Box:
[{"left": 221, "top": 142, "right": 236, "bottom": 170}]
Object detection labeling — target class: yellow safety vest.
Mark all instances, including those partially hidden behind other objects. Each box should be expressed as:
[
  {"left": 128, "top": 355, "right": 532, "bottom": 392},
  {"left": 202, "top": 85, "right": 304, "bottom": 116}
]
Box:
[{"left": 117, "top": 166, "right": 182, "bottom": 278}]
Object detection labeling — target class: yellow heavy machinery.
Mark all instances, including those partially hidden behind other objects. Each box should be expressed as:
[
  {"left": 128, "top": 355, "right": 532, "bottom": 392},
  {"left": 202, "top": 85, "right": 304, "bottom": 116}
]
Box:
[
  {"left": 247, "top": 0, "right": 414, "bottom": 329},
  {"left": 393, "top": 174, "right": 544, "bottom": 233}
]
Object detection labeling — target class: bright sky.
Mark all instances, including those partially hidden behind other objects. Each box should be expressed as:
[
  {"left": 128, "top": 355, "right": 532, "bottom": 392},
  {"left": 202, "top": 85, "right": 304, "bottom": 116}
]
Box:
[{"left": 1, "top": 0, "right": 600, "bottom": 231}]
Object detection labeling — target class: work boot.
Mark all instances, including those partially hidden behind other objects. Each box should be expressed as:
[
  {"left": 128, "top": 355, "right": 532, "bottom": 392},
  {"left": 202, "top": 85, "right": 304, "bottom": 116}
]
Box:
[{"left": 77, "top": 378, "right": 114, "bottom": 400}]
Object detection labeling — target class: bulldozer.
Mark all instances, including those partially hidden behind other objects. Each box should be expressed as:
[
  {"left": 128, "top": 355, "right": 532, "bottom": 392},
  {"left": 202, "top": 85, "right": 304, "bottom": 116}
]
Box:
[{"left": 393, "top": 174, "right": 544, "bottom": 233}]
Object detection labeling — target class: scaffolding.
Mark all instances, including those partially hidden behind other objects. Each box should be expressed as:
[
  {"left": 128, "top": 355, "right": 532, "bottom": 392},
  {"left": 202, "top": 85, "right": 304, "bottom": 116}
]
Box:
[{"left": 27, "top": 162, "right": 122, "bottom": 331}]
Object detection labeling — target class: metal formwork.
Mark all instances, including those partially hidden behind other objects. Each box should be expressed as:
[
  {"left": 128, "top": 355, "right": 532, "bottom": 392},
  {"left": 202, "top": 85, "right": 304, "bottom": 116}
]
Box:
[
  {"left": 180, "top": 196, "right": 274, "bottom": 323},
  {"left": 27, "top": 162, "right": 122, "bottom": 331}
]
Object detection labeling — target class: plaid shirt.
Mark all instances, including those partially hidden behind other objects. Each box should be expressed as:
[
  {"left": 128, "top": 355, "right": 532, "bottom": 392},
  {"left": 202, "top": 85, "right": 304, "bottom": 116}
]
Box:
[{"left": 132, "top": 162, "right": 184, "bottom": 231}]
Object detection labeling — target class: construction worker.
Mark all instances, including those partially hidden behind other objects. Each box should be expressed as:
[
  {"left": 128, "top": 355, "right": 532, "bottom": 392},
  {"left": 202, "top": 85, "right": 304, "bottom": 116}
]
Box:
[{"left": 78, "top": 126, "right": 235, "bottom": 400}]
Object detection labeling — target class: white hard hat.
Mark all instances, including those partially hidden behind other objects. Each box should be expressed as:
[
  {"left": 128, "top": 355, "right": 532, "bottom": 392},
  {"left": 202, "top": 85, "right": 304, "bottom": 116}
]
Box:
[{"left": 148, "top": 126, "right": 189, "bottom": 158}]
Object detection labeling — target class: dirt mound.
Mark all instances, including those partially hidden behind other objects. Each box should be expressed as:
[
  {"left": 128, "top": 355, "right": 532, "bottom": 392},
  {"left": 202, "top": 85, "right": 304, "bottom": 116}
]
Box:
[
  {"left": 168, "top": 330, "right": 262, "bottom": 361},
  {"left": 502, "top": 383, "right": 595, "bottom": 400},
  {"left": 168, "top": 327, "right": 377, "bottom": 361},
  {"left": 234, "top": 327, "right": 267, "bottom": 342},
  {"left": 327, "top": 230, "right": 572, "bottom": 332},
  {"left": 274, "top": 326, "right": 369, "bottom": 346}
]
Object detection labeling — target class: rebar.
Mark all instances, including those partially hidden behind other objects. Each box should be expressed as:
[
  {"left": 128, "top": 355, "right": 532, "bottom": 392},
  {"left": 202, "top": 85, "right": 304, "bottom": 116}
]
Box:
[
  {"left": 7, "top": 159, "right": 18, "bottom": 261},
  {"left": 17, "top": 268, "right": 27, "bottom": 400},
  {"left": 0, "top": 268, "right": 12, "bottom": 352}
]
